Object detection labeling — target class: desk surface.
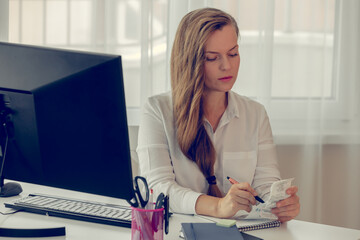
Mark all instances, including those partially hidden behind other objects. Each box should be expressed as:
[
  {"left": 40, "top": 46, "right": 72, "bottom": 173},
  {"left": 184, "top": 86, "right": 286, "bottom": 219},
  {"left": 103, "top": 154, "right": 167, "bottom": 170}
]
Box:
[{"left": 1, "top": 182, "right": 359, "bottom": 240}]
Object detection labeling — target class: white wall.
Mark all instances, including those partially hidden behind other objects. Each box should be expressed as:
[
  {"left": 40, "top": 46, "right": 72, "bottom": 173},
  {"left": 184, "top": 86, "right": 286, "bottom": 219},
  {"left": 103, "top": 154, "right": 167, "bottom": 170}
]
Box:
[
  {"left": 277, "top": 144, "right": 360, "bottom": 230},
  {"left": 0, "top": 1, "right": 9, "bottom": 41}
]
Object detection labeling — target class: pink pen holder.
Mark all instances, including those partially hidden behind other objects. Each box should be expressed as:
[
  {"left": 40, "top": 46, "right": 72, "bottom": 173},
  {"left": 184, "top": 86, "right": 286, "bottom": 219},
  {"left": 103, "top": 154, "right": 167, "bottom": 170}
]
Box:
[{"left": 131, "top": 206, "right": 164, "bottom": 240}]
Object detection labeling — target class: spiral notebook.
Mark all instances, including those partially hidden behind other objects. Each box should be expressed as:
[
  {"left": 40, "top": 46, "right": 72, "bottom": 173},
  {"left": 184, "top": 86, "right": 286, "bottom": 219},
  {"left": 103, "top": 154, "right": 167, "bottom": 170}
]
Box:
[
  {"left": 236, "top": 219, "right": 281, "bottom": 232},
  {"left": 197, "top": 215, "right": 281, "bottom": 232}
]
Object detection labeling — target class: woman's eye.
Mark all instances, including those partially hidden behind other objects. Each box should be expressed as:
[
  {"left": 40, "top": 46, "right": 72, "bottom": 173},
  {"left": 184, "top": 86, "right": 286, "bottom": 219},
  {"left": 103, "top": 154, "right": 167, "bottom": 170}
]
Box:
[
  {"left": 206, "top": 56, "right": 217, "bottom": 61},
  {"left": 229, "top": 53, "right": 238, "bottom": 57}
]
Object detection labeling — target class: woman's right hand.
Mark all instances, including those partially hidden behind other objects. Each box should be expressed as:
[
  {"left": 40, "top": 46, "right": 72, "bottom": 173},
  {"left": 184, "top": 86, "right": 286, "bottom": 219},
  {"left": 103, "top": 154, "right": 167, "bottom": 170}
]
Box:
[{"left": 216, "top": 182, "right": 258, "bottom": 218}]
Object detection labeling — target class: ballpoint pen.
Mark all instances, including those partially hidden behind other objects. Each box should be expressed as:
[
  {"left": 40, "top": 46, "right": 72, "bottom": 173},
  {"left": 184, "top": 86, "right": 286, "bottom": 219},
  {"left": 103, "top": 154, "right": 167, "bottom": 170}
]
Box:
[{"left": 227, "top": 176, "right": 265, "bottom": 203}]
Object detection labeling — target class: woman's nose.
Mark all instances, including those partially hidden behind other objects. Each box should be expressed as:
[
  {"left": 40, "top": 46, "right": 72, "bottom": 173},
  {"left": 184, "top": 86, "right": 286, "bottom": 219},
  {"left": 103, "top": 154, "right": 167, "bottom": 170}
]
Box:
[{"left": 220, "top": 56, "right": 231, "bottom": 71}]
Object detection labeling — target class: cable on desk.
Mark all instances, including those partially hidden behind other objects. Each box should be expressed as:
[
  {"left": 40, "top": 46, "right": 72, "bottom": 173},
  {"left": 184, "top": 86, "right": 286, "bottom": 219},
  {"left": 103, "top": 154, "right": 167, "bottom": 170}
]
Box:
[{"left": 0, "top": 209, "right": 21, "bottom": 215}]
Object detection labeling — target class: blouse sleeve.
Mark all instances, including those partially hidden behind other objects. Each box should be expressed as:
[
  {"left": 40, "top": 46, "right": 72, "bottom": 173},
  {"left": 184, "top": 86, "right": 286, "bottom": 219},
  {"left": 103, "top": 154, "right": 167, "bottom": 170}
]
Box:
[
  {"left": 252, "top": 107, "right": 281, "bottom": 200},
  {"left": 136, "top": 97, "right": 202, "bottom": 214}
]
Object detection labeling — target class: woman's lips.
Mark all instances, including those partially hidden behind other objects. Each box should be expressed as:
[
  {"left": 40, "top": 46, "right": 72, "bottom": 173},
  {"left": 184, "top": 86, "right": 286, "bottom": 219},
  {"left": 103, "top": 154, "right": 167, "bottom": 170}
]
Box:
[{"left": 218, "top": 76, "right": 233, "bottom": 81}]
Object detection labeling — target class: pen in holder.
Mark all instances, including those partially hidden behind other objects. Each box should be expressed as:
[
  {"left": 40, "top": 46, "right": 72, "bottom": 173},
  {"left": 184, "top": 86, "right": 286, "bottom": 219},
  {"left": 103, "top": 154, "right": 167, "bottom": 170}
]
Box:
[{"left": 131, "top": 206, "right": 164, "bottom": 240}]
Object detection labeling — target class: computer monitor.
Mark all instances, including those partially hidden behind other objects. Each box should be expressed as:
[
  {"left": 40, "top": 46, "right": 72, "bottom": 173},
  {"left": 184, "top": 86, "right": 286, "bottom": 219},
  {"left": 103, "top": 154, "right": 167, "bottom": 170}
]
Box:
[{"left": 0, "top": 42, "right": 135, "bottom": 201}]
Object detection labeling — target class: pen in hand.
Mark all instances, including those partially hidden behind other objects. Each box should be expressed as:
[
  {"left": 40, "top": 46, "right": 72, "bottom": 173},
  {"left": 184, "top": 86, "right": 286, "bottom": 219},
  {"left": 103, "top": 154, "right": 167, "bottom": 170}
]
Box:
[{"left": 226, "top": 176, "right": 265, "bottom": 204}]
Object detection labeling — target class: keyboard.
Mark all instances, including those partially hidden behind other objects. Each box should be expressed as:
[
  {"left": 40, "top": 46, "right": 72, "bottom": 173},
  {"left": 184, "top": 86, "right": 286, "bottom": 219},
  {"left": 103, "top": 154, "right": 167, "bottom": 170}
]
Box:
[{"left": 4, "top": 194, "right": 132, "bottom": 228}]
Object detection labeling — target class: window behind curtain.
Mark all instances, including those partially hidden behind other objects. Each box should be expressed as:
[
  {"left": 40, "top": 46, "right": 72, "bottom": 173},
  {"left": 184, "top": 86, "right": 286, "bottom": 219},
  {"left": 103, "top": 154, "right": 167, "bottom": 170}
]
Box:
[
  {"left": 8, "top": 0, "right": 336, "bottom": 122},
  {"left": 233, "top": 0, "right": 335, "bottom": 99},
  {"left": 8, "top": 0, "right": 169, "bottom": 109}
]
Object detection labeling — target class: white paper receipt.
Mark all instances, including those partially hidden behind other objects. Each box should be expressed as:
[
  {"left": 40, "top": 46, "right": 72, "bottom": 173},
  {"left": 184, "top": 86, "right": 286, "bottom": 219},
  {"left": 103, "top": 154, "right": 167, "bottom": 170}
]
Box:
[
  {"left": 265, "top": 178, "right": 295, "bottom": 209},
  {"left": 234, "top": 178, "right": 295, "bottom": 220}
]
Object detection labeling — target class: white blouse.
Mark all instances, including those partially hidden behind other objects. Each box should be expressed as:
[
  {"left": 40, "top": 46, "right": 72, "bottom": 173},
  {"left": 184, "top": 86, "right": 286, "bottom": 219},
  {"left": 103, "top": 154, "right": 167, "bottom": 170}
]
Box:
[{"left": 137, "top": 91, "right": 281, "bottom": 214}]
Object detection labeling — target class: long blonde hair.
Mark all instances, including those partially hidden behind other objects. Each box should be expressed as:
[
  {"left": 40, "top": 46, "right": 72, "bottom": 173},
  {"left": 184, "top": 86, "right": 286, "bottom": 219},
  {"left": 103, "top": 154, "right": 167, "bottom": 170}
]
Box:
[{"left": 171, "top": 8, "right": 239, "bottom": 197}]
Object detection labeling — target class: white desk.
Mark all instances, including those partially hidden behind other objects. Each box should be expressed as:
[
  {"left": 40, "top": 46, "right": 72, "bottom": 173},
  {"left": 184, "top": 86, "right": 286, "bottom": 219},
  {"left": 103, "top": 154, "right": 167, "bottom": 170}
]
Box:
[{"left": 1, "top": 182, "right": 359, "bottom": 240}]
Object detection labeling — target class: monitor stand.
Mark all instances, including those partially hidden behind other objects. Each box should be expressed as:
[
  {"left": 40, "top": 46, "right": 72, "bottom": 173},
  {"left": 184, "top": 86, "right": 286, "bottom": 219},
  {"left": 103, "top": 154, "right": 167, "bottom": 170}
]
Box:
[{"left": 0, "top": 96, "right": 23, "bottom": 197}]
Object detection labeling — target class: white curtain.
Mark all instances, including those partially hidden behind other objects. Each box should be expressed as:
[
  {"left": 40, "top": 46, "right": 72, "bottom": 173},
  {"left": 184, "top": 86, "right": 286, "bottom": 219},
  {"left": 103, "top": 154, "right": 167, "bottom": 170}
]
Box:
[{"left": 5, "top": 0, "right": 360, "bottom": 229}]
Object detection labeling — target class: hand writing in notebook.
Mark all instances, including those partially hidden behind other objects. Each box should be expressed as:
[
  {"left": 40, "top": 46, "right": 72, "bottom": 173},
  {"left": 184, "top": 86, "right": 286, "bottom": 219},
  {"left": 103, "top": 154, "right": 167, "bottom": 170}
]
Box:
[
  {"left": 271, "top": 186, "right": 300, "bottom": 222},
  {"left": 216, "top": 182, "right": 259, "bottom": 219},
  {"left": 231, "top": 178, "right": 300, "bottom": 222}
]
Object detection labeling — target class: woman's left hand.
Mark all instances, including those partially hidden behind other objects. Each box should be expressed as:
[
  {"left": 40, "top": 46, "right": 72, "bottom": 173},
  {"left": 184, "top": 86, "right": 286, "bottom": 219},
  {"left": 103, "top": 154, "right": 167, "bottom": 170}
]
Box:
[{"left": 271, "top": 186, "right": 300, "bottom": 222}]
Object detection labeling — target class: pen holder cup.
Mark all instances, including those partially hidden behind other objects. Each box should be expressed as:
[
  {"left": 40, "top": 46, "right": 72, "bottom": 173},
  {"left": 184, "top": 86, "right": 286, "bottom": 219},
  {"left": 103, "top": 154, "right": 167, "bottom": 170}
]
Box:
[{"left": 131, "top": 206, "right": 164, "bottom": 240}]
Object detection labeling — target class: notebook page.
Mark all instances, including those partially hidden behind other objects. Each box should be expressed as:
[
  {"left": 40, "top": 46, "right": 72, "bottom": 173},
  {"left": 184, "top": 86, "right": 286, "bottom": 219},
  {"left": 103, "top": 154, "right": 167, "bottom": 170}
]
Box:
[{"left": 195, "top": 214, "right": 276, "bottom": 227}]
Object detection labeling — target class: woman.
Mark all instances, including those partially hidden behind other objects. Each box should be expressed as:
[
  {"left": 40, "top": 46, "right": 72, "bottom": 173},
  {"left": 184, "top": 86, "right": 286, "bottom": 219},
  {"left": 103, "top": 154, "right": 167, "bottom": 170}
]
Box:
[{"left": 137, "top": 8, "right": 300, "bottom": 222}]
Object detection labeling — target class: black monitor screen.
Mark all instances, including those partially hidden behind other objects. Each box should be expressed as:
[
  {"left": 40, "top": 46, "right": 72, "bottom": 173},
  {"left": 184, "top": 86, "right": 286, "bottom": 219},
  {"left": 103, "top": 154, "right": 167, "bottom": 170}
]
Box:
[{"left": 0, "top": 42, "right": 135, "bottom": 201}]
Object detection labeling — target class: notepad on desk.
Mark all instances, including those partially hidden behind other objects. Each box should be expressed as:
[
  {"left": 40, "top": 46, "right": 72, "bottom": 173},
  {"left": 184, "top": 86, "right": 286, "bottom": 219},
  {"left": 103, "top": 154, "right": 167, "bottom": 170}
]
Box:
[
  {"left": 236, "top": 219, "right": 281, "bottom": 232},
  {"left": 196, "top": 215, "right": 281, "bottom": 232}
]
